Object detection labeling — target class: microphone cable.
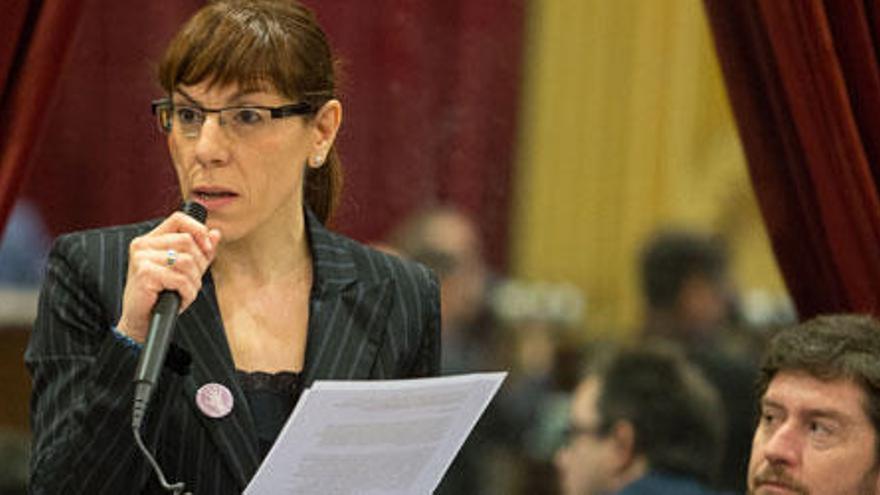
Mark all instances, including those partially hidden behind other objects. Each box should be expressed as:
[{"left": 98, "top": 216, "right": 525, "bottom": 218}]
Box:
[
  {"left": 133, "top": 419, "right": 189, "bottom": 495},
  {"left": 130, "top": 201, "right": 206, "bottom": 495}
]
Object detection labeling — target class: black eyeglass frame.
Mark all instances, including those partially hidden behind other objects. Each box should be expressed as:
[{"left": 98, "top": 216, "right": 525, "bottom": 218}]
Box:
[
  {"left": 560, "top": 422, "right": 609, "bottom": 445},
  {"left": 150, "top": 98, "right": 317, "bottom": 133}
]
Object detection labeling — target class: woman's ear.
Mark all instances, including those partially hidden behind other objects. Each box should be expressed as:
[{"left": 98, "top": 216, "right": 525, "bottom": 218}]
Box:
[{"left": 309, "top": 99, "right": 342, "bottom": 168}]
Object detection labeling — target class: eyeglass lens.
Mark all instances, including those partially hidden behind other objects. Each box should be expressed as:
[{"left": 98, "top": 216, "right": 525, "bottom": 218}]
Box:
[{"left": 167, "top": 106, "right": 271, "bottom": 138}]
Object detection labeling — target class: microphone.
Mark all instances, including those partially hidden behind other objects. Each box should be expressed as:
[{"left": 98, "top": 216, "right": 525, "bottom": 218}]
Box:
[{"left": 133, "top": 200, "right": 207, "bottom": 429}]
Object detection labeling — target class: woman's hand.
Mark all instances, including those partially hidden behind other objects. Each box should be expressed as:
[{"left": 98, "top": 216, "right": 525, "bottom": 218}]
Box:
[{"left": 116, "top": 212, "right": 222, "bottom": 343}]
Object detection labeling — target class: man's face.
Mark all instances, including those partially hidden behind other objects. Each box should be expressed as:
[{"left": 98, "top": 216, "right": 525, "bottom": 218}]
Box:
[
  {"left": 676, "top": 274, "right": 730, "bottom": 338},
  {"left": 555, "top": 377, "right": 617, "bottom": 495},
  {"left": 423, "top": 213, "right": 487, "bottom": 331},
  {"left": 747, "top": 370, "right": 880, "bottom": 495}
]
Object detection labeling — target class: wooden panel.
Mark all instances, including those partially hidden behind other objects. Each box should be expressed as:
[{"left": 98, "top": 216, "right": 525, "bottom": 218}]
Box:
[{"left": 0, "top": 326, "right": 31, "bottom": 432}]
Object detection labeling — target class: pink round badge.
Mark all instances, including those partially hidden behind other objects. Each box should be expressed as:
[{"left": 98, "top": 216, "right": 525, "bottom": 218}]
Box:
[{"left": 196, "top": 382, "right": 234, "bottom": 419}]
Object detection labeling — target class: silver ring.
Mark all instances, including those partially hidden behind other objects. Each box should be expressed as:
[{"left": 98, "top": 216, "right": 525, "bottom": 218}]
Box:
[{"left": 166, "top": 249, "right": 177, "bottom": 267}]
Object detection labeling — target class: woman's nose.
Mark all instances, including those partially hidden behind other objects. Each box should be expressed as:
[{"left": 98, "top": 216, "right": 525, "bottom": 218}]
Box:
[{"left": 193, "top": 114, "right": 231, "bottom": 166}]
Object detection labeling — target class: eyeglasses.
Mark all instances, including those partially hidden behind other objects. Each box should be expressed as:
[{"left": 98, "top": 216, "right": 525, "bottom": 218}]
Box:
[
  {"left": 560, "top": 422, "right": 606, "bottom": 445},
  {"left": 150, "top": 98, "right": 315, "bottom": 139}
]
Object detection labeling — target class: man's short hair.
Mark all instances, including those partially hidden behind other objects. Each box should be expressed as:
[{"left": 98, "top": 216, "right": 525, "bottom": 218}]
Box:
[
  {"left": 590, "top": 344, "right": 724, "bottom": 483},
  {"left": 639, "top": 229, "right": 728, "bottom": 310},
  {"left": 757, "top": 314, "right": 880, "bottom": 456}
]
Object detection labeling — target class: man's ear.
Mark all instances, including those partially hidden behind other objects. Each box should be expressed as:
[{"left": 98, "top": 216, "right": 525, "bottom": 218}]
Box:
[{"left": 608, "top": 419, "right": 638, "bottom": 471}]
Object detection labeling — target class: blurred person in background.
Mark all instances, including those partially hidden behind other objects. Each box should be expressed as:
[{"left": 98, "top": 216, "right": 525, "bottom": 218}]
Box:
[
  {"left": 389, "top": 207, "right": 592, "bottom": 494},
  {"left": 0, "top": 200, "right": 51, "bottom": 287},
  {"left": 488, "top": 279, "right": 588, "bottom": 494},
  {"left": 747, "top": 314, "right": 880, "bottom": 495},
  {"left": 639, "top": 229, "right": 734, "bottom": 343},
  {"left": 388, "top": 205, "right": 493, "bottom": 373},
  {"left": 388, "top": 205, "right": 497, "bottom": 494},
  {"left": 638, "top": 228, "right": 758, "bottom": 492},
  {"left": 0, "top": 200, "right": 46, "bottom": 495},
  {"left": 555, "top": 344, "right": 727, "bottom": 495}
]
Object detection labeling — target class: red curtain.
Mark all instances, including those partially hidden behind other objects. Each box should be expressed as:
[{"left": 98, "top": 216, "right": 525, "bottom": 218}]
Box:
[
  {"left": 0, "top": 0, "right": 88, "bottom": 239},
  {"left": 320, "top": 1, "right": 523, "bottom": 270},
  {"left": 3, "top": 0, "right": 523, "bottom": 270},
  {"left": 13, "top": 0, "right": 207, "bottom": 235},
  {"left": 704, "top": 0, "right": 880, "bottom": 318}
]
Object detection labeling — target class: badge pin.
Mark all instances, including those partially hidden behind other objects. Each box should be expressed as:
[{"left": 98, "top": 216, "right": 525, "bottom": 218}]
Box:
[{"left": 196, "top": 382, "right": 234, "bottom": 418}]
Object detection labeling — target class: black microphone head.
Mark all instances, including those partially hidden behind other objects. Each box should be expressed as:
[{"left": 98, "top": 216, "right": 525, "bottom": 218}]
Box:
[{"left": 181, "top": 201, "right": 207, "bottom": 224}]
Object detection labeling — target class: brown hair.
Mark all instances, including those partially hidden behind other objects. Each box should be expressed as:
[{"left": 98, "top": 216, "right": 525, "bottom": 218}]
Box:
[
  {"left": 590, "top": 344, "right": 725, "bottom": 483},
  {"left": 158, "top": 0, "right": 342, "bottom": 223},
  {"left": 757, "top": 314, "right": 880, "bottom": 457}
]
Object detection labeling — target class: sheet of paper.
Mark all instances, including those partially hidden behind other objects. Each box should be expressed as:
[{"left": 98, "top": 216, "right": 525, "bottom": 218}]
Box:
[{"left": 244, "top": 372, "right": 507, "bottom": 495}]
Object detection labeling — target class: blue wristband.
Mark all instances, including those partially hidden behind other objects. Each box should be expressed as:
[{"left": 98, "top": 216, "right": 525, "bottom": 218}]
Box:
[{"left": 111, "top": 325, "right": 143, "bottom": 351}]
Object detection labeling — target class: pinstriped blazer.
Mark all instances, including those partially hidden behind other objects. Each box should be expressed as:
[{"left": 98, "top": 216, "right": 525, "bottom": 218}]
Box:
[{"left": 26, "top": 209, "right": 441, "bottom": 494}]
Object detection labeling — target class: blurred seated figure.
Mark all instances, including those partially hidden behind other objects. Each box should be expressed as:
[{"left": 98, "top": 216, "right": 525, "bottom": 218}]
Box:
[
  {"left": 488, "top": 280, "right": 587, "bottom": 494},
  {"left": 489, "top": 280, "right": 584, "bottom": 443},
  {"left": 554, "top": 344, "right": 727, "bottom": 495},
  {"left": 0, "top": 200, "right": 51, "bottom": 287},
  {"left": 638, "top": 228, "right": 757, "bottom": 493}
]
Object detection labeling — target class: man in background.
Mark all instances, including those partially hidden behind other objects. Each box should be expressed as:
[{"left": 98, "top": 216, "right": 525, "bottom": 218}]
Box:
[
  {"left": 748, "top": 314, "right": 880, "bottom": 495},
  {"left": 638, "top": 229, "right": 756, "bottom": 492},
  {"left": 554, "top": 344, "right": 726, "bottom": 495},
  {"left": 388, "top": 205, "right": 492, "bottom": 373},
  {"left": 639, "top": 229, "right": 734, "bottom": 343},
  {"left": 388, "top": 206, "right": 497, "bottom": 494}
]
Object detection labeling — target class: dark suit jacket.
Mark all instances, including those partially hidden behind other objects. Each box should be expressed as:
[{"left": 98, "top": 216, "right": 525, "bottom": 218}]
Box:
[
  {"left": 618, "top": 472, "right": 730, "bottom": 495},
  {"left": 26, "top": 210, "right": 441, "bottom": 494}
]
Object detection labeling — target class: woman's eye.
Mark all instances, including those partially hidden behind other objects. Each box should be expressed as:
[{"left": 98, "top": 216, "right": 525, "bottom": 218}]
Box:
[
  {"left": 176, "top": 108, "right": 201, "bottom": 124},
  {"left": 234, "top": 109, "right": 264, "bottom": 125}
]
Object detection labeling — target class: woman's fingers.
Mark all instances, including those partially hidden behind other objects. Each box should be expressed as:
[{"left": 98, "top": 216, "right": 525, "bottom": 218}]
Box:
[
  {"left": 116, "top": 212, "right": 222, "bottom": 343},
  {"left": 149, "top": 211, "right": 215, "bottom": 255},
  {"left": 148, "top": 248, "right": 205, "bottom": 305},
  {"left": 130, "top": 253, "right": 201, "bottom": 304},
  {"left": 136, "top": 233, "right": 212, "bottom": 276}
]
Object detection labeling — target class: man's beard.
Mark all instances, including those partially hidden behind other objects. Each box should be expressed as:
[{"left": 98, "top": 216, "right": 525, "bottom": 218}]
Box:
[
  {"left": 748, "top": 463, "right": 880, "bottom": 495},
  {"left": 748, "top": 465, "right": 808, "bottom": 495}
]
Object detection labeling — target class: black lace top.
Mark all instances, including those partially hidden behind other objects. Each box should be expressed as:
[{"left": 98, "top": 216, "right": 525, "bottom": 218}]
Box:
[{"left": 235, "top": 370, "right": 304, "bottom": 459}]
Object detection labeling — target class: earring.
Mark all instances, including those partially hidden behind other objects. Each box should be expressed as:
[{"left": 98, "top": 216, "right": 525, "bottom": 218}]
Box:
[{"left": 312, "top": 154, "right": 324, "bottom": 167}]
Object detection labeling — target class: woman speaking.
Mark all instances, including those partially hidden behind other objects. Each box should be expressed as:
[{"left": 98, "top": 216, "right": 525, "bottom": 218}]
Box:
[{"left": 25, "top": 1, "right": 440, "bottom": 493}]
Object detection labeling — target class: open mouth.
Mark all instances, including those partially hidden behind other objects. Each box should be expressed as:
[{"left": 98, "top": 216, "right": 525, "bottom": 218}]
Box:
[
  {"left": 191, "top": 187, "right": 238, "bottom": 208},
  {"left": 195, "top": 191, "right": 236, "bottom": 199}
]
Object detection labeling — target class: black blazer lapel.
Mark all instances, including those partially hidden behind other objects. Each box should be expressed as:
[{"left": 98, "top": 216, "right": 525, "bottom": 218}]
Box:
[
  {"left": 303, "top": 277, "right": 394, "bottom": 383},
  {"left": 174, "top": 276, "right": 261, "bottom": 490},
  {"left": 302, "top": 211, "right": 394, "bottom": 384}
]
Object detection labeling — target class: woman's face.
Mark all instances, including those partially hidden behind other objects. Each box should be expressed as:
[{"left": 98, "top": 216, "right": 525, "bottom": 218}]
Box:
[{"left": 167, "top": 81, "right": 339, "bottom": 243}]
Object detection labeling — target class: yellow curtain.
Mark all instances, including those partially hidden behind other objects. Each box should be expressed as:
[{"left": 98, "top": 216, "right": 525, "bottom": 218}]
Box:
[{"left": 510, "top": 0, "right": 786, "bottom": 337}]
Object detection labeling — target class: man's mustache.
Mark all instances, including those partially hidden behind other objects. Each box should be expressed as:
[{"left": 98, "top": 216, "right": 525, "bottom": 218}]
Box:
[{"left": 752, "top": 466, "right": 809, "bottom": 494}]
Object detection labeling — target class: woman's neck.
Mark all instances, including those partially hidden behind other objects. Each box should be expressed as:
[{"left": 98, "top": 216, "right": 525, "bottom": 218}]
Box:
[{"left": 212, "top": 208, "right": 311, "bottom": 286}]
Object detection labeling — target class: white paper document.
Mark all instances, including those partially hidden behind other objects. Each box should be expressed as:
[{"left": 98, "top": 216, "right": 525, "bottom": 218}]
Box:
[{"left": 244, "top": 372, "right": 507, "bottom": 495}]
